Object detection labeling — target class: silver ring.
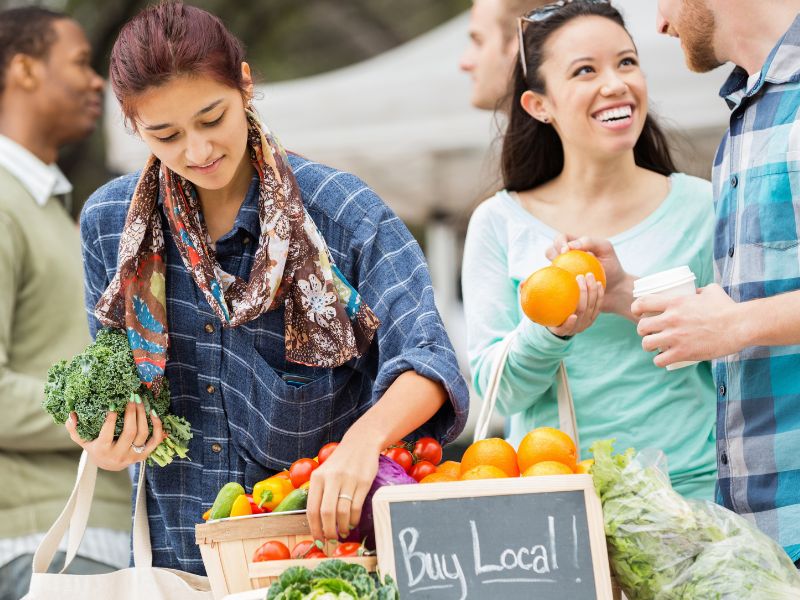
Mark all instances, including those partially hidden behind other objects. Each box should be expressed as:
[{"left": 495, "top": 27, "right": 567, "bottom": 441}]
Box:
[
  {"left": 338, "top": 493, "right": 353, "bottom": 502},
  {"left": 131, "top": 443, "right": 146, "bottom": 454}
]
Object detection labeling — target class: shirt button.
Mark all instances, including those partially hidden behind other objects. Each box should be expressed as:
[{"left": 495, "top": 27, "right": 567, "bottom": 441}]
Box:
[
  {"left": 728, "top": 246, "right": 735, "bottom": 257},
  {"left": 242, "top": 236, "right": 251, "bottom": 246},
  {"left": 206, "top": 384, "right": 216, "bottom": 394},
  {"left": 719, "top": 384, "right": 726, "bottom": 396},
  {"left": 720, "top": 452, "right": 729, "bottom": 465},
  {"left": 730, "top": 175, "right": 738, "bottom": 188},
  {"left": 204, "top": 323, "right": 215, "bottom": 334},
  {"left": 211, "top": 443, "right": 222, "bottom": 453}
]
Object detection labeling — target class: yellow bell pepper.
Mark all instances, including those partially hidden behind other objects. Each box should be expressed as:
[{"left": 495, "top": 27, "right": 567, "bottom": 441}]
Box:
[
  {"left": 229, "top": 494, "right": 252, "bottom": 517},
  {"left": 252, "top": 477, "right": 291, "bottom": 511},
  {"left": 300, "top": 480, "right": 311, "bottom": 491}
]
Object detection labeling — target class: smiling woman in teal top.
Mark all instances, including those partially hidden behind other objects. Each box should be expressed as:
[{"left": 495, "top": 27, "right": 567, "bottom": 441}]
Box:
[{"left": 461, "top": 1, "right": 716, "bottom": 499}]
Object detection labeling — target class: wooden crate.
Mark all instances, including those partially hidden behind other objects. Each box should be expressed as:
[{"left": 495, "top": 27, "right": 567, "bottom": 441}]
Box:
[{"left": 196, "top": 511, "right": 376, "bottom": 599}]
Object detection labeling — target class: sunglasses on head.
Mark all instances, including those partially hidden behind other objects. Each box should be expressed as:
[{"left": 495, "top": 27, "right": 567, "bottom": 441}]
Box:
[{"left": 517, "top": 0, "right": 611, "bottom": 78}]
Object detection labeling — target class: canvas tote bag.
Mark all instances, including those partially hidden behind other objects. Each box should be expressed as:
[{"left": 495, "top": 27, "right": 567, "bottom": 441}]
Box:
[
  {"left": 472, "top": 329, "right": 580, "bottom": 455},
  {"left": 24, "top": 451, "right": 213, "bottom": 599}
]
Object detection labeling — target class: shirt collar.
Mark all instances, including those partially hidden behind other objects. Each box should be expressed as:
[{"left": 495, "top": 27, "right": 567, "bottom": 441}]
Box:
[
  {"left": 720, "top": 13, "right": 800, "bottom": 109},
  {"left": 0, "top": 135, "right": 72, "bottom": 207}
]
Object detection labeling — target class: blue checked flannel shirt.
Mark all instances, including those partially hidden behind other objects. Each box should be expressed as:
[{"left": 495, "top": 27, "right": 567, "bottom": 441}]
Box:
[
  {"left": 80, "top": 154, "right": 469, "bottom": 573},
  {"left": 712, "top": 15, "right": 800, "bottom": 562}
]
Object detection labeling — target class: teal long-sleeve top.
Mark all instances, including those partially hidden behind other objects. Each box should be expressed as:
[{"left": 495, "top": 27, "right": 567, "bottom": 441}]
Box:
[{"left": 462, "top": 173, "right": 717, "bottom": 500}]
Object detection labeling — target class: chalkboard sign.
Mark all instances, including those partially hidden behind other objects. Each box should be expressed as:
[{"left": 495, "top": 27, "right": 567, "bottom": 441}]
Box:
[{"left": 372, "top": 475, "right": 614, "bottom": 600}]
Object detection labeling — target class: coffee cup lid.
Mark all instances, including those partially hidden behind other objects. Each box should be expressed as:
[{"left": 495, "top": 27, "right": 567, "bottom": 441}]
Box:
[{"left": 633, "top": 266, "right": 696, "bottom": 297}]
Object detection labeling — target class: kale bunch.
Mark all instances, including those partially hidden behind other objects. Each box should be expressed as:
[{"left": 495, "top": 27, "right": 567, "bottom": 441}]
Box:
[
  {"left": 267, "top": 560, "right": 399, "bottom": 600},
  {"left": 44, "top": 328, "right": 192, "bottom": 467}
]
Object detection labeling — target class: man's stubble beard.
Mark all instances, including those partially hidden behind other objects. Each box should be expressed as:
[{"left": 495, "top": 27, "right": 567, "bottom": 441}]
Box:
[{"left": 679, "top": 0, "right": 723, "bottom": 73}]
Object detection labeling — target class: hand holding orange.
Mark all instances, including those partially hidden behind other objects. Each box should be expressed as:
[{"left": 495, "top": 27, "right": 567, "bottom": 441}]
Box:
[{"left": 520, "top": 250, "right": 607, "bottom": 327}]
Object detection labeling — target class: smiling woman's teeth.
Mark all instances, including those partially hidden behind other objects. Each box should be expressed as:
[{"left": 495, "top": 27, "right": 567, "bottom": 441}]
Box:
[{"left": 595, "top": 106, "right": 632, "bottom": 122}]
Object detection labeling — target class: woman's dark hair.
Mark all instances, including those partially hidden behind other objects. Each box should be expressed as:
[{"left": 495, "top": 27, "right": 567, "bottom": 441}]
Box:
[
  {"left": 0, "top": 7, "right": 67, "bottom": 97},
  {"left": 502, "top": 2, "right": 676, "bottom": 192},
  {"left": 109, "top": 2, "right": 247, "bottom": 127}
]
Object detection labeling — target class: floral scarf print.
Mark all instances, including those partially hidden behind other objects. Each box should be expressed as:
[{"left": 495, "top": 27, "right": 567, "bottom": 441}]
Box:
[{"left": 95, "top": 112, "right": 380, "bottom": 395}]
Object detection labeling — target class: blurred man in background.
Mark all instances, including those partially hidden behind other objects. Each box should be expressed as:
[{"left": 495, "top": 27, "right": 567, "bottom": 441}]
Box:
[
  {"left": 459, "top": 0, "right": 550, "bottom": 111},
  {"left": 646, "top": 0, "right": 800, "bottom": 568},
  {"left": 0, "top": 7, "right": 131, "bottom": 598}
]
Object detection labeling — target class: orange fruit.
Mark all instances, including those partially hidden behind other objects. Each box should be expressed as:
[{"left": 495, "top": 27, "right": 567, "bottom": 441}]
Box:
[
  {"left": 575, "top": 459, "right": 594, "bottom": 474},
  {"left": 460, "top": 438, "right": 520, "bottom": 478},
  {"left": 551, "top": 250, "right": 607, "bottom": 288},
  {"left": 436, "top": 461, "right": 461, "bottom": 478},
  {"left": 519, "top": 266, "right": 580, "bottom": 327},
  {"left": 522, "top": 461, "right": 574, "bottom": 476},
  {"left": 460, "top": 465, "right": 509, "bottom": 480},
  {"left": 420, "top": 472, "right": 458, "bottom": 484},
  {"left": 517, "top": 427, "right": 578, "bottom": 473}
]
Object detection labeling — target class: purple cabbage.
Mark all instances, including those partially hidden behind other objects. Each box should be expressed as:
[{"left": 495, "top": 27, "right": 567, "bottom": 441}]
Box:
[{"left": 345, "top": 454, "right": 416, "bottom": 548}]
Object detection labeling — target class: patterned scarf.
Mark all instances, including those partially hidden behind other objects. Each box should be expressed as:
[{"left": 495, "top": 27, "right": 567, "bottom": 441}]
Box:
[{"left": 96, "top": 113, "right": 380, "bottom": 395}]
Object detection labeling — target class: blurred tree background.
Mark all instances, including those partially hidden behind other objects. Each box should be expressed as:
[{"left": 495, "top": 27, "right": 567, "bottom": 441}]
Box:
[{"left": 0, "top": 0, "right": 470, "bottom": 214}]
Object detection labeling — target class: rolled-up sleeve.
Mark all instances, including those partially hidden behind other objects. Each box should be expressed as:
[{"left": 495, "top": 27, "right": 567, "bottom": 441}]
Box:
[{"left": 350, "top": 202, "right": 469, "bottom": 444}]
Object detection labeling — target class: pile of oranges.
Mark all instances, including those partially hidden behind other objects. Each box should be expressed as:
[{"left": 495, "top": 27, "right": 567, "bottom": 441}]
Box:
[
  {"left": 420, "top": 427, "right": 593, "bottom": 483},
  {"left": 520, "top": 250, "right": 606, "bottom": 327}
]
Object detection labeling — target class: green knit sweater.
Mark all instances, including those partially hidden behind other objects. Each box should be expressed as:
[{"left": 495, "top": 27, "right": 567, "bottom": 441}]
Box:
[{"left": 0, "top": 167, "right": 131, "bottom": 537}]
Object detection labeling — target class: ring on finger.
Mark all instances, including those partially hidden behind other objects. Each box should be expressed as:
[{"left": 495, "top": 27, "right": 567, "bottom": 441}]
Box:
[
  {"left": 338, "top": 493, "right": 353, "bottom": 502},
  {"left": 131, "top": 443, "right": 146, "bottom": 454}
]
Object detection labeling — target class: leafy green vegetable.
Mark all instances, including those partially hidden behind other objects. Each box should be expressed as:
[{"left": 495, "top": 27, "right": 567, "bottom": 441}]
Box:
[
  {"left": 43, "top": 328, "right": 192, "bottom": 467},
  {"left": 591, "top": 439, "right": 800, "bottom": 599},
  {"left": 266, "top": 560, "right": 398, "bottom": 600}
]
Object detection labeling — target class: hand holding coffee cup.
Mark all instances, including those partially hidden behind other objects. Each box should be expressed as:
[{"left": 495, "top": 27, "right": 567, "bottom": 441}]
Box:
[{"left": 632, "top": 266, "right": 699, "bottom": 371}]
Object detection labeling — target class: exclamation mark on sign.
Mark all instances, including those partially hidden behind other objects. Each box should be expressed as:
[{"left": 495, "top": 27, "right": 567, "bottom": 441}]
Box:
[{"left": 572, "top": 515, "right": 579, "bottom": 569}]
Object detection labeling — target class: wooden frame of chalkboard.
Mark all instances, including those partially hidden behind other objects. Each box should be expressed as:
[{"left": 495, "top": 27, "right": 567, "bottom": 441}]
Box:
[{"left": 372, "top": 474, "right": 614, "bottom": 600}]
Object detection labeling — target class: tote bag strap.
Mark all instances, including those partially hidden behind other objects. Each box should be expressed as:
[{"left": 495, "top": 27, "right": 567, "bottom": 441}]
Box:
[
  {"left": 31, "top": 452, "right": 154, "bottom": 573},
  {"left": 31, "top": 451, "right": 96, "bottom": 574},
  {"left": 472, "top": 330, "right": 581, "bottom": 459}
]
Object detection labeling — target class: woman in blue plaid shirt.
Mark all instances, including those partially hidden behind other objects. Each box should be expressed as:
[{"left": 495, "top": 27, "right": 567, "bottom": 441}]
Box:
[{"left": 68, "top": 3, "right": 468, "bottom": 573}]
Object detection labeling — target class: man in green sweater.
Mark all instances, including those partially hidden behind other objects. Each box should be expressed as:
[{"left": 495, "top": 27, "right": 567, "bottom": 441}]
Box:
[{"left": 0, "top": 8, "right": 132, "bottom": 598}]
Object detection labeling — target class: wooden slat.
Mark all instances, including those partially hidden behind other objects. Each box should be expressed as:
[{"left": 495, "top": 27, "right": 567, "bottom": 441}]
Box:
[
  {"left": 218, "top": 539, "right": 253, "bottom": 595},
  {"left": 199, "top": 541, "right": 230, "bottom": 600},
  {"left": 248, "top": 556, "right": 377, "bottom": 579},
  {"left": 196, "top": 512, "right": 310, "bottom": 544}
]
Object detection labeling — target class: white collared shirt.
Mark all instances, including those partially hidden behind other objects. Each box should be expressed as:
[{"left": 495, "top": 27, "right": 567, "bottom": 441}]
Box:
[{"left": 0, "top": 134, "right": 72, "bottom": 206}]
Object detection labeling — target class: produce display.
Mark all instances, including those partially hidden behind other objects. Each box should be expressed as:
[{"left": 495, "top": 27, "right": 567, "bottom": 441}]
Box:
[
  {"left": 43, "top": 328, "right": 192, "bottom": 467},
  {"left": 265, "top": 559, "right": 398, "bottom": 600},
  {"left": 591, "top": 439, "right": 800, "bottom": 599}
]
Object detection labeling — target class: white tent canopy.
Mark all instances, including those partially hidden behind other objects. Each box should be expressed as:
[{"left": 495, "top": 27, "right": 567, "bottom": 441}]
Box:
[{"left": 104, "top": 2, "right": 731, "bottom": 224}]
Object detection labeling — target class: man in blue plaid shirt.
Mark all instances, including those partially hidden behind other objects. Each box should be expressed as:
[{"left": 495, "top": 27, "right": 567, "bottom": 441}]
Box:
[{"left": 632, "top": 0, "right": 800, "bottom": 567}]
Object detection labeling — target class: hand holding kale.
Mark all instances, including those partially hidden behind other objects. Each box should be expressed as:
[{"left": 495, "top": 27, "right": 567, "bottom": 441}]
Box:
[{"left": 44, "top": 328, "right": 191, "bottom": 467}]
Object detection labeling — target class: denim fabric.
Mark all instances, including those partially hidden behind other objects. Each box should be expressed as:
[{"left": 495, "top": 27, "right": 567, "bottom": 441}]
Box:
[
  {"left": 712, "top": 15, "right": 800, "bottom": 561},
  {"left": 80, "top": 154, "right": 469, "bottom": 573}
]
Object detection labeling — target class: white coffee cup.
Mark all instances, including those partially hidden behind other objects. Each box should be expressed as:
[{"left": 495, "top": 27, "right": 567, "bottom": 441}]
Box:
[{"left": 632, "top": 265, "right": 698, "bottom": 371}]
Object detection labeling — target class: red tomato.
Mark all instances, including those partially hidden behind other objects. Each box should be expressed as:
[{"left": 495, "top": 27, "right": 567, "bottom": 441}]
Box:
[
  {"left": 413, "top": 437, "right": 443, "bottom": 465},
  {"left": 291, "top": 539, "right": 327, "bottom": 559},
  {"left": 317, "top": 442, "right": 339, "bottom": 465},
  {"left": 289, "top": 458, "right": 319, "bottom": 489},
  {"left": 384, "top": 447, "right": 414, "bottom": 473},
  {"left": 409, "top": 460, "right": 438, "bottom": 482},
  {"left": 333, "top": 542, "right": 365, "bottom": 557},
  {"left": 252, "top": 540, "right": 290, "bottom": 562}
]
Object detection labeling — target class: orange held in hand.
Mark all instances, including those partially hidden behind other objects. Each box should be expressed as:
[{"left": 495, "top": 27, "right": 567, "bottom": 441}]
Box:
[
  {"left": 551, "top": 250, "right": 607, "bottom": 288},
  {"left": 460, "top": 438, "right": 520, "bottom": 478},
  {"left": 517, "top": 427, "right": 578, "bottom": 473},
  {"left": 519, "top": 266, "right": 580, "bottom": 327}
]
